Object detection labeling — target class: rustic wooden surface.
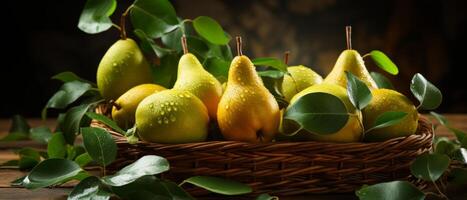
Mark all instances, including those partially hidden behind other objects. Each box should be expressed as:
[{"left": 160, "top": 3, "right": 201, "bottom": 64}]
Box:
[{"left": 0, "top": 114, "right": 466, "bottom": 200}]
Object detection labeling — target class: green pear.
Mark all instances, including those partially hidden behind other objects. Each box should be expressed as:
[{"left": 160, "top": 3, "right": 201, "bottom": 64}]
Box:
[
  {"left": 112, "top": 84, "right": 166, "bottom": 129},
  {"left": 97, "top": 38, "right": 153, "bottom": 100},
  {"left": 173, "top": 37, "right": 222, "bottom": 120},
  {"left": 324, "top": 50, "right": 377, "bottom": 89},
  {"left": 135, "top": 90, "right": 209, "bottom": 143},
  {"left": 282, "top": 65, "right": 323, "bottom": 102},
  {"left": 324, "top": 26, "right": 377, "bottom": 89}
]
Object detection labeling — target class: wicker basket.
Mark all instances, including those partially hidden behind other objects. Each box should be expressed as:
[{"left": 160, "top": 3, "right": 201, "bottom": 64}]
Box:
[{"left": 91, "top": 105, "right": 433, "bottom": 196}]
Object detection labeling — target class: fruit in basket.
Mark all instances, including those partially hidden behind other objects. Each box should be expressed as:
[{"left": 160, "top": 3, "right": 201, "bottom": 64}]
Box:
[
  {"left": 97, "top": 38, "right": 153, "bottom": 100},
  {"left": 135, "top": 90, "right": 209, "bottom": 143},
  {"left": 111, "top": 84, "right": 166, "bottom": 129},
  {"left": 324, "top": 26, "right": 377, "bottom": 89},
  {"left": 363, "top": 89, "right": 419, "bottom": 142},
  {"left": 282, "top": 65, "right": 323, "bottom": 102},
  {"left": 282, "top": 83, "right": 363, "bottom": 142},
  {"left": 173, "top": 36, "right": 222, "bottom": 120},
  {"left": 217, "top": 37, "right": 280, "bottom": 143}
]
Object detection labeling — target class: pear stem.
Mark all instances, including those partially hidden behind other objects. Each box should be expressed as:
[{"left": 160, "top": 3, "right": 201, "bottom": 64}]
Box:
[
  {"left": 284, "top": 51, "right": 290, "bottom": 65},
  {"left": 346, "top": 26, "right": 352, "bottom": 50},
  {"left": 181, "top": 35, "right": 188, "bottom": 54},
  {"left": 120, "top": 5, "right": 133, "bottom": 40},
  {"left": 109, "top": 100, "right": 121, "bottom": 110},
  {"left": 236, "top": 36, "right": 243, "bottom": 56}
]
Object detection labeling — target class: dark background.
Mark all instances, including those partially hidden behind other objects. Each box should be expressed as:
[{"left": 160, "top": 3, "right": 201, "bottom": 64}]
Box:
[{"left": 1, "top": 0, "right": 466, "bottom": 117}]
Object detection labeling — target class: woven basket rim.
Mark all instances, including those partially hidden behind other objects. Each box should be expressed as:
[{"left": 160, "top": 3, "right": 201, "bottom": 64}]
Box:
[{"left": 92, "top": 103, "right": 433, "bottom": 148}]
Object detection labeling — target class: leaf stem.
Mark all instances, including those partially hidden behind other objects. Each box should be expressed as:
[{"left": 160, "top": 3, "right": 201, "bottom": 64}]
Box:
[
  {"left": 362, "top": 53, "right": 371, "bottom": 59},
  {"left": 111, "top": 23, "right": 122, "bottom": 32},
  {"left": 236, "top": 36, "right": 243, "bottom": 56},
  {"left": 346, "top": 26, "right": 352, "bottom": 50},
  {"left": 181, "top": 34, "right": 188, "bottom": 54},
  {"left": 357, "top": 111, "right": 366, "bottom": 141},
  {"left": 120, "top": 5, "right": 134, "bottom": 40}
]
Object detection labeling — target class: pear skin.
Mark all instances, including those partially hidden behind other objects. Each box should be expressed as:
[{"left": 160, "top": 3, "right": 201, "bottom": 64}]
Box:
[
  {"left": 112, "top": 84, "right": 166, "bottom": 129},
  {"left": 173, "top": 53, "right": 222, "bottom": 120},
  {"left": 97, "top": 38, "right": 153, "bottom": 100},
  {"left": 218, "top": 55, "right": 280, "bottom": 143},
  {"left": 282, "top": 65, "right": 323, "bottom": 102},
  {"left": 324, "top": 50, "right": 378, "bottom": 89}
]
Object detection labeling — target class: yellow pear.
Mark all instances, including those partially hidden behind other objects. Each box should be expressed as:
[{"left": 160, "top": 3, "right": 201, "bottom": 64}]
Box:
[
  {"left": 324, "top": 26, "right": 377, "bottom": 89},
  {"left": 135, "top": 90, "right": 209, "bottom": 143},
  {"left": 283, "top": 83, "right": 363, "bottom": 143},
  {"left": 282, "top": 65, "right": 323, "bottom": 102},
  {"left": 363, "top": 89, "right": 419, "bottom": 142},
  {"left": 173, "top": 36, "right": 222, "bottom": 120},
  {"left": 217, "top": 37, "right": 280, "bottom": 143},
  {"left": 111, "top": 84, "right": 166, "bottom": 129},
  {"left": 97, "top": 38, "right": 153, "bottom": 100}
]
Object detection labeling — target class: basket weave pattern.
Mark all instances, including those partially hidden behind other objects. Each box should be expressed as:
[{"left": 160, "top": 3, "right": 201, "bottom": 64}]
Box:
[{"left": 92, "top": 106, "right": 432, "bottom": 195}]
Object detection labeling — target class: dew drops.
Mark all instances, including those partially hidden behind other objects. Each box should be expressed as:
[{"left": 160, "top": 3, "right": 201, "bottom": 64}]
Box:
[
  {"left": 179, "top": 94, "right": 184, "bottom": 98},
  {"left": 161, "top": 111, "right": 165, "bottom": 115},
  {"left": 157, "top": 119, "right": 162, "bottom": 124},
  {"left": 173, "top": 107, "right": 178, "bottom": 111},
  {"left": 164, "top": 117, "right": 169, "bottom": 124},
  {"left": 112, "top": 62, "right": 117, "bottom": 67},
  {"left": 169, "top": 102, "right": 174, "bottom": 105},
  {"left": 170, "top": 115, "right": 176, "bottom": 122},
  {"left": 167, "top": 107, "right": 172, "bottom": 112},
  {"left": 225, "top": 105, "right": 229, "bottom": 110}
]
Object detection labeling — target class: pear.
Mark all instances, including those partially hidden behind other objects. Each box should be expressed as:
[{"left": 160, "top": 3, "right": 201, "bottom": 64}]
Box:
[
  {"left": 112, "top": 84, "right": 166, "bottom": 129},
  {"left": 135, "top": 90, "right": 209, "bottom": 143},
  {"left": 97, "top": 38, "right": 153, "bottom": 100},
  {"left": 217, "top": 37, "right": 280, "bottom": 143},
  {"left": 173, "top": 36, "right": 223, "bottom": 120},
  {"left": 281, "top": 83, "right": 363, "bottom": 143},
  {"left": 363, "top": 89, "right": 419, "bottom": 142},
  {"left": 324, "top": 26, "right": 377, "bottom": 89},
  {"left": 282, "top": 65, "right": 323, "bottom": 102}
]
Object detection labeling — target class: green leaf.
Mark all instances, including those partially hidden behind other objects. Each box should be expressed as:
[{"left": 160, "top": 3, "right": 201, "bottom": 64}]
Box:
[
  {"left": 81, "top": 127, "right": 117, "bottom": 167},
  {"left": 434, "top": 137, "right": 459, "bottom": 155},
  {"left": 160, "top": 180, "right": 195, "bottom": 200},
  {"left": 369, "top": 50, "right": 399, "bottom": 75},
  {"left": 62, "top": 103, "right": 94, "bottom": 144},
  {"left": 161, "top": 26, "right": 183, "bottom": 52},
  {"left": 256, "top": 193, "right": 279, "bottom": 200},
  {"left": 366, "top": 111, "right": 408, "bottom": 132},
  {"left": 25, "top": 158, "right": 82, "bottom": 189},
  {"left": 258, "top": 70, "right": 286, "bottom": 79},
  {"left": 452, "top": 148, "right": 467, "bottom": 164},
  {"left": 355, "top": 181, "right": 425, "bottom": 200},
  {"left": 410, "top": 73, "right": 442, "bottom": 110},
  {"left": 345, "top": 71, "right": 372, "bottom": 110},
  {"left": 18, "top": 148, "right": 42, "bottom": 170},
  {"left": 52, "top": 72, "right": 96, "bottom": 86},
  {"left": 68, "top": 176, "right": 110, "bottom": 200},
  {"left": 85, "top": 112, "right": 125, "bottom": 135},
  {"left": 252, "top": 57, "right": 287, "bottom": 72},
  {"left": 30, "top": 126, "right": 53, "bottom": 144},
  {"left": 181, "top": 176, "right": 252, "bottom": 195},
  {"left": 135, "top": 29, "right": 174, "bottom": 57},
  {"left": 102, "top": 155, "right": 169, "bottom": 186},
  {"left": 75, "top": 153, "right": 94, "bottom": 167},
  {"left": 67, "top": 146, "right": 86, "bottom": 161},
  {"left": 370, "top": 72, "right": 394, "bottom": 89},
  {"left": 42, "top": 81, "right": 93, "bottom": 119},
  {"left": 449, "top": 127, "right": 467, "bottom": 148},
  {"left": 0, "top": 160, "right": 19, "bottom": 167},
  {"left": 448, "top": 168, "right": 467, "bottom": 185},
  {"left": 112, "top": 176, "right": 171, "bottom": 200},
  {"left": 193, "top": 16, "right": 230, "bottom": 45},
  {"left": 78, "top": 0, "right": 116, "bottom": 34},
  {"left": 0, "top": 132, "right": 29, "bottom": 142},
  {"left": 47, "top": 133, "right": 67, "bottom": 159},
  {"left": 203, "top": 57, "right": 230, "bottom": 82},
  {"left": 152, "top": 53, "right": 179, "bottom": 88},
  {"left": 430, "top": 111, "right": 448, "bottom": 126},
  {"left": 130, "top": 0, "right": 178, "bottom": 38},
  {"left": 284, "top": 92, "right": 349, "bottom": 135},
  {"left": 186, "top": 36, "right": 210, "bottom": 60},
  {"left": 9, "top": 115, "right": 30, "bottom": 134},
  {"left": 410, "top": 153, "right": 450, "bottom": 181}
]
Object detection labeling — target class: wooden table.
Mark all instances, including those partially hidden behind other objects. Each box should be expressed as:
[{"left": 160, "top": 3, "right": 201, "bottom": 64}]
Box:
[{"left": 0, "top": 115, "right": 466, "bottom": 200}]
